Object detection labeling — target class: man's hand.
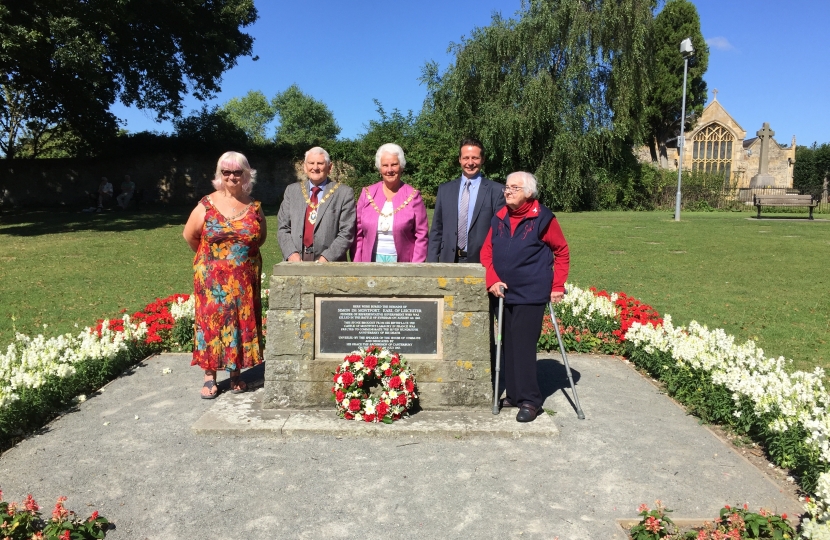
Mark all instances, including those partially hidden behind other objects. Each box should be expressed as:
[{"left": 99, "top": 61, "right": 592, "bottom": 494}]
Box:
[
  {"left": 287, "top": 252, "right": 302, "bottom": 262},
  {"left": 488, "top": 282, "right": 507, "bottom": 298},
  {"left": 317, "top": 255, "right": 329, "bottom": 263},
  {"left": 551, "top": 291, "right": 564, "bottom": 303}
]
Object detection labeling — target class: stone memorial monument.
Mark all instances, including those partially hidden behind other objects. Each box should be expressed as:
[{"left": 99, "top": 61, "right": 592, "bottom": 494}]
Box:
[
  {"left": 749, "top": 122, "right": 777, "bottom": 188},
  {"left": 264, "top": 263, "right": 493, "bottom": 410}
]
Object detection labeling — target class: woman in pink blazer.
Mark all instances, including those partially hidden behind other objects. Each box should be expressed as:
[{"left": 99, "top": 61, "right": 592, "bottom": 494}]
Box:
[{"left": 352, "top": 143, "right": 428, "bottom": 262}]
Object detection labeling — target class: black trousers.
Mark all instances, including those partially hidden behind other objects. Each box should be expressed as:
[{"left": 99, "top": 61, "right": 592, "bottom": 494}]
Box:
[{"left": 502, "top": 303, "right": 545, "bottom": 409}]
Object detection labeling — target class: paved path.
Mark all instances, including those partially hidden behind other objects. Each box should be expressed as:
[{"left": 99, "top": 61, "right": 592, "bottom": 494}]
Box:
[{"left": 0, "top": 353, "right": 800, "bottom": 539}]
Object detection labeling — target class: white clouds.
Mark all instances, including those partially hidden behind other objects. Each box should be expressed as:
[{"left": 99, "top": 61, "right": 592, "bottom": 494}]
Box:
[{"left": 706, "top": 36, "right": 734, "bottom": 51}]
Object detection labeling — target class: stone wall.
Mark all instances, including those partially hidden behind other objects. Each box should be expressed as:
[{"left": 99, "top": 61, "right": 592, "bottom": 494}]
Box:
[
  {"left": 0, "top": 153, "right": 304, "bottom": 208},
  {"left": 264, "top": 263, "right": 493, "bottom": 410}
]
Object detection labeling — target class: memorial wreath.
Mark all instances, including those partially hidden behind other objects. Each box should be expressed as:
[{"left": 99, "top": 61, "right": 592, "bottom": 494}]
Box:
[{"left": 332, "top": 345, "right": 418, "bottom": 423}]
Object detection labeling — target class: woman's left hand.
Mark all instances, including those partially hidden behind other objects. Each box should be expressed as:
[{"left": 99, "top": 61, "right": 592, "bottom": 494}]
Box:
[{"left": 550, "top": 291, "right": 564, "bottom": 303}]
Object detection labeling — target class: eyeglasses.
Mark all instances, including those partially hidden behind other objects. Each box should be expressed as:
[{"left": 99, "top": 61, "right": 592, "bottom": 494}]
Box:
[
  {"left": 221, "top": 169, "right": 244, "bottom": 177},
  {"left": 503, "top": 186, "right": 523, "bottom": 194}
]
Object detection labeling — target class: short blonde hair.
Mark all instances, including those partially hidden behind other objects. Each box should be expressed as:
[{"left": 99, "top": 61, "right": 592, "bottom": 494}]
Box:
[{"left": 212, "top": 151, "right": 256, "bottom": 194}]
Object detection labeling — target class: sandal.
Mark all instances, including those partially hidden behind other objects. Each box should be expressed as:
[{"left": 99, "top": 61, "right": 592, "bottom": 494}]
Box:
[
  {"left": 229, "top": 371, "right": 247, "bottom": 394},
  {"left": 201, "top": 380, "right": 219, "bottom": 399}
]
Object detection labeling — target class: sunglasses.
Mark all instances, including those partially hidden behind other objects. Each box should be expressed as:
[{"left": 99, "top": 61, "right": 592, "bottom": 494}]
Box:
[{"left": 221, "top": 169, "right": 244, "bottom": 177}]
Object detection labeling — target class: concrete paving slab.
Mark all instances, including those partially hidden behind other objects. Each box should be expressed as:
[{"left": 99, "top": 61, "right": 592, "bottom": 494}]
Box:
[
  {"left": 193, "top": 390, "right": 559, "bottom": 439},
  {"left": 0, "top": 352, "right": 802, "bottom": 540}
]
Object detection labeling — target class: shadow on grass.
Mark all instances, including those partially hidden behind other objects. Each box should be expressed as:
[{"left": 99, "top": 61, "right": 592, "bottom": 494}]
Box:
[{"left": 0, "top": 207, "right": 194, "bottom": 236}]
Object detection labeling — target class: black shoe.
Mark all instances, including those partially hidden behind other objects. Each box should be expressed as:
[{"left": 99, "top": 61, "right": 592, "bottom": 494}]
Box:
[
  {"left": 516, "top": 404, "right": 541, "bottom": 423},
  {"left": 500, "top": 397, "right": 517, "bottom": 409}
]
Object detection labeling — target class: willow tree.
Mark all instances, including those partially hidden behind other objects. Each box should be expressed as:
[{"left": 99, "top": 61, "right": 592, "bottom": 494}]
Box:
[{"left": 421, "top": 0, "right": 657, "bottom": 209}]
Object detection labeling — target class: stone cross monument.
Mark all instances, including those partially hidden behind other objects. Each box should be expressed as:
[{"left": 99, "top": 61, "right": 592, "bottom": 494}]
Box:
[{"left": 749, "top": 122, "right": 777, "bottom": 188}]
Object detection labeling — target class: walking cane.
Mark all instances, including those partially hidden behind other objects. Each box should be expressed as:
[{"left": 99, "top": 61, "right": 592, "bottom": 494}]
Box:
[
  {"left": 491, "top": 286, "right": 505, "bottom": 415},
  {"left": 549, "top": 301, "right": 586, "bottom": 419}
]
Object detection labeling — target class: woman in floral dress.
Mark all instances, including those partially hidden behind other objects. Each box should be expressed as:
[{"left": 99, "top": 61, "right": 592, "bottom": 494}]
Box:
[{"left": 183, "top": 151, "right": 266, "bottom": 398}]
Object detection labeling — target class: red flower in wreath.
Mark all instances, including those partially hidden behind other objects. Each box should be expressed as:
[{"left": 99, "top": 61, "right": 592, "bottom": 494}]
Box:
[
  {"left": 348, "top": 399, "right": 361, "bottom": 412},
  {"left": 389, "top": 376, "right": 402, "bottom": 389},
  {"left": 364, "top": 355, "right": 378, "bottom": 369}
]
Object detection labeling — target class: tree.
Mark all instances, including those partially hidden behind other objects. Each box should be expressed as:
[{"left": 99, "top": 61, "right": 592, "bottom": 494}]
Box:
[
  {"left": 643, "top": 0, "right": 709, "bottom": 168},
  {"left": 221, "top": 91, "right": 276, "bottom": 145},
  {"left": 272, "top": 85, "right": 341, "bottom": 146},
  {"left": 0, "top": 0, "right": 257, "bottom": 157},
  {"left": 794, "top": 143, "right": 830, "bottom": 194},
  {"left": 421, "top": 0, "right": 657, "bottom": 210},
  {"left": 173, "top": 105, "right": 250, "bottom": 151}
]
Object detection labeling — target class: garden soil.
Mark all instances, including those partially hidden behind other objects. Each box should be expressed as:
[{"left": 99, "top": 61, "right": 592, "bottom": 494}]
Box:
[{"left": 0, "top": 353, "right": 802, "bottom": 539}]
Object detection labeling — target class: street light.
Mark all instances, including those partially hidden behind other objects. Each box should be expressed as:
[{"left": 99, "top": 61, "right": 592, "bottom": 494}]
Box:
[{"left": 674, "top": 37, "right": 694, "bottom": 221}]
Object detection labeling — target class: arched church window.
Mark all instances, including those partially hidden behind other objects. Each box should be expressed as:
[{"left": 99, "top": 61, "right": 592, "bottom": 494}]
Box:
[{"left": 691, "top": 123, "right": 734, "bottom": 179}]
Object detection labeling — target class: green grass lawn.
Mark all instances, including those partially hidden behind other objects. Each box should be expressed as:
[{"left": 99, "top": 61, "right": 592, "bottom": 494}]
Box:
[{"left": 1, "top": 207, "right": 827, "bottom": 372}]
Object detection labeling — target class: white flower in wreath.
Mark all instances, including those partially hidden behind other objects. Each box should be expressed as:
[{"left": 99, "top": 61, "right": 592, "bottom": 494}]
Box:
[
  {"left": 399, "top": 372, "right": 407, "bottom": 382},
  {"left": 341, "top": 399, "right": 350, "bottom": 408},
  {"left": 388, "top": 390, "right": 398, "bottom": 400},
  {"left": 381, "top": 362, "right": 390, "bottom": 371},
  {"left": 354, "top": 361, "right": 363, "bottom": 370},
  {"left": 364, "top": 400, "right": 376, "bottom": 415},
  {"left": 354, "top": 413, "right": 363, "bottom": 422}
]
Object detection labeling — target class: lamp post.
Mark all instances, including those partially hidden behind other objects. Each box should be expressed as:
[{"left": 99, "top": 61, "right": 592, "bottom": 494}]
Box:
[{"left": 674, "top": 37, "right": 694, "bottom": 221}]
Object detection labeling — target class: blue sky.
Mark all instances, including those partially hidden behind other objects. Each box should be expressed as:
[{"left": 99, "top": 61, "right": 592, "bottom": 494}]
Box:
[{"left": 111, "top": 0, "right": 830, "bottom": 147}]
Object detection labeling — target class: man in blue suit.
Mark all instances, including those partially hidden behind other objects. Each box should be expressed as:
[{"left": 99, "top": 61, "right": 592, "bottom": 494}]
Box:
[{"left": 427, "top": 138, "right": 505, "bottom": 263}]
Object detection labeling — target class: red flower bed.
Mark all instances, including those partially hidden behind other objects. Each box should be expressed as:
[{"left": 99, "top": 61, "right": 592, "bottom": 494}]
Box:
[
  {"left": 590, "top": 288, "right": 662, "bottom": 340},
  {"left": 94, "top": 294, "right": 190, "bottom": 346}
]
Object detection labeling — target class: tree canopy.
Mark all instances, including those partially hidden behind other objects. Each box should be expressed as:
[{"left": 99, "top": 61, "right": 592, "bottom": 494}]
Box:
[
  {"left": 643, "top": 0, "right": 708, "bottom": 168},
  {"left": 0, "top": 0, "right": 257, "bottom": 157},
  {"left": 420, "top": 0, "right": 659, "bottom": 210},
  {"left": 221, "top": 90, "right": 276, "bottom": 145},
  {"left": 272, "top": 85, "right": 341, "bottom": 146}
]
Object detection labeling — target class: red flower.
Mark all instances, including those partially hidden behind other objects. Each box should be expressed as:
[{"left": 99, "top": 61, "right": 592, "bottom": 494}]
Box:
[
  {"left": 24, "top": 494, "right": 40, "bottom": 513},
  {"left": 405, "top": 379, "right": 414, "bottom": 392},
  {"left": 335, "top": 390, "right": 345, "bottom": 402},
  {"left": 396, "top": 394, "right": 407, "bottom": 405},
  {"left": 60, "top": 531, "right": 70, "bottom": 540},
  {"left": 376, "top": 402, "right": 390, "bottom": 417},
  {"left": 363, "top": 413, "right": 375, "bottom": 422},
  {"left": 389, "top": 376, "right": 402, "bottom": 389},
  {"left": 89, "top": 510, "right": 99, "bottom": 521},
  {"left": 391, "top": 358, "right": 400, "bottom": 366},
  {"left": 344, "top": 413, "right": 354, "bottom": 420},
  {"left": 384, "top": 369, "right": 392, "bottom": 377},
  {"left": 782, "top": 513, "right": 787, "bottom": 520},
  {"left": 340, "top": 372, "right": 354, "bottom": 386},
  {"left": 348, "top": 399, "right": 361, "bottom": 412},
  {"left": 363, "top": 355, "right": 378, "bottom": 369},
  {"left": 347, "top": 355, "right": 361, "bottom": 364}
]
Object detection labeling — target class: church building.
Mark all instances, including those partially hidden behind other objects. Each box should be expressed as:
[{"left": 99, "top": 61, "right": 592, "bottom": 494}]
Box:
[{"left": 675, "top": 92, "right": 796, "bottom": 189}]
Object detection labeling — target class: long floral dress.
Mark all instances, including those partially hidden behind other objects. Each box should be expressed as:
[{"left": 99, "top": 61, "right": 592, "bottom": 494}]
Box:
[{"left": 191, "top": 195, "right": 263, "bottom": 372}]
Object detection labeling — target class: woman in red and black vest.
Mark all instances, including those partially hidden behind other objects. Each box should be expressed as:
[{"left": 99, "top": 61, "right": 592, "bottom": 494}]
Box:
[{"left": 480, "top": 172, "right": 570, "bottom": 422}]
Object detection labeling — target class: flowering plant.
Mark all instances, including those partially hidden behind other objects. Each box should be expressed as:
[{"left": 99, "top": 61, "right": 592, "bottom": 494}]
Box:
[
  {"left": 629, "top": 500, "right": 676, "bottom": 539},
  {"left": 0, "top": 489, "right": 110, "bottom": 539},
  {"left": 331, "top": 345, "right": 417, "bottom": 423}
]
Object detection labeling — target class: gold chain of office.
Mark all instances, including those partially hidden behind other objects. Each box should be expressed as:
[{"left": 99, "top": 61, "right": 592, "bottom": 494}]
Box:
[
  {"left": 364, "top": 187, "right": 417, "bottom": 217},
  {"left": 301, "top": 181, "right": 342, "bottom": 224}
]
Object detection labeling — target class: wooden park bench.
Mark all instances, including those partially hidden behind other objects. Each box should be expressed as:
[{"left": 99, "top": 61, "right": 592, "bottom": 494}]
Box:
[{"left": 753, "top": 194, "right": 818, "bottom": 220}]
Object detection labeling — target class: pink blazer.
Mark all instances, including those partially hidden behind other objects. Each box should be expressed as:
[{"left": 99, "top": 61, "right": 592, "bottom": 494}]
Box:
[{"left": 352, "top": 182, "right": 428, "bottom": 262}]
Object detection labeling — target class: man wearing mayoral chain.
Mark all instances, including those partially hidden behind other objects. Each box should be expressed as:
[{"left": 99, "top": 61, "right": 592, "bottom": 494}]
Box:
[{"left": 277, "top": 147, "right": 356, "bottom": 262}]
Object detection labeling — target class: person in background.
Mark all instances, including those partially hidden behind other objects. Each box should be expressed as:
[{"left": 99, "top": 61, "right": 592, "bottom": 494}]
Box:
[
  {"left": 427, "top": 138, "right": 505, "bottom": 263},
  {"left": 277, "top": 147, "right": 355, "bottom": 262},
  {"left": 480, "top": 171, "right": 570, "bottom": 422},
  {"left": 182, "top": 151, "right": 266, "bottom": 399},
  {"left": 351, "top": 143, "right": 428, "bottom": 262},
  {"left": 97, "top": 177, "right": 113, "bottom": 211},
  {"left": 117, "top": 175, "right": 135, "bottom": 209}
]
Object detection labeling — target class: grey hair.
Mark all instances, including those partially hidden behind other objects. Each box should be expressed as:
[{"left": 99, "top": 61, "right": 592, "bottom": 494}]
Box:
[
  {"left": 305, "top": 146, "right": 331, "bottom": 165},
  {"left": 213, "top": 151, "right": 256, "bottom": 194},
  {"left": 375, "top": 143, "right": 406, "bottom": 170},
  {"left": 506, "top": 171, "right": 538, "bottom": 199}
]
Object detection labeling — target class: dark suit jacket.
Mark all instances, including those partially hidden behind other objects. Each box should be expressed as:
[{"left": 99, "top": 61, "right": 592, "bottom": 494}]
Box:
[{"left": 427, "top": 176, "right": 505, "bottom": 263}]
